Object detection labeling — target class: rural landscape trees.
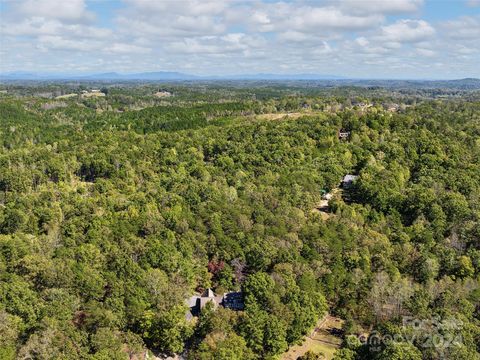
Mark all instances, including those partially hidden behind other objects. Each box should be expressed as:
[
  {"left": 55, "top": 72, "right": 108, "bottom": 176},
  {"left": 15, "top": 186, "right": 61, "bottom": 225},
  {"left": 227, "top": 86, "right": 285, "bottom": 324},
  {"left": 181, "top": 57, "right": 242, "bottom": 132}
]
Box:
[{"left": 0, "top": 83, "right": 479, "bottom": 359}]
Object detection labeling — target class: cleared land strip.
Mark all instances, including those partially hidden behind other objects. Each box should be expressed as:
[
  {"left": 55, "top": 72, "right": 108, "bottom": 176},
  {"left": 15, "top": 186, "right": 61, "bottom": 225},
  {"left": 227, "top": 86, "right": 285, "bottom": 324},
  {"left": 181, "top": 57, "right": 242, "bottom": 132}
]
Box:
[
  {"left": 281, "top": 315, "right": 343, "bottom": 360},
  {"left": 255, "top": 112, "right": 307, "bottom": 121},
  {"left": 311, "top": 188, "right": 341, "bottom": 220}
]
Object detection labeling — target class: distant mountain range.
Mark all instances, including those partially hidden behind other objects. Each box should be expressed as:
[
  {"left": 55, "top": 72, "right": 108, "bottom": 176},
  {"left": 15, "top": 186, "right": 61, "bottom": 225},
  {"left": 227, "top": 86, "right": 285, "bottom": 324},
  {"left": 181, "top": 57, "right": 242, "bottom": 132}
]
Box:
[
  {"left": 1, "top": 72, "right": 479, "bottom": 90},
  {"left": 0, "top": 71, "right": 345, "bottom": 81}
]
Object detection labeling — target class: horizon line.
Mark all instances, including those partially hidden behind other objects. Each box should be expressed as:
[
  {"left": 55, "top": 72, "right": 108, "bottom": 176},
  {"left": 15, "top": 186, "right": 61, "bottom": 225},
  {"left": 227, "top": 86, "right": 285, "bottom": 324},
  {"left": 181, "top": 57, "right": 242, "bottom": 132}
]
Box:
[{"left": 1, "top": 71, "right": 479, "bottom": 82}]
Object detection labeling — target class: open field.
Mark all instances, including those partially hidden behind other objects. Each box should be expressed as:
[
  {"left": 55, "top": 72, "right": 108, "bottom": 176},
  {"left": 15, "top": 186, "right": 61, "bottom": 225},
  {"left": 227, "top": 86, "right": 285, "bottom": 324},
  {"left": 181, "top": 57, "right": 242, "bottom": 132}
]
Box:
[
  {"left": 55, "top": 93, "right": 77, "bottom": 99},
  {"left": 255, "top": 112, "right": 307, "bottom": 121},
  {"left": 281, "top": 315, "right": 343, "bottom": 360},
  {"left": 311, "top": 188, "right": 342, "bottom": 220}
]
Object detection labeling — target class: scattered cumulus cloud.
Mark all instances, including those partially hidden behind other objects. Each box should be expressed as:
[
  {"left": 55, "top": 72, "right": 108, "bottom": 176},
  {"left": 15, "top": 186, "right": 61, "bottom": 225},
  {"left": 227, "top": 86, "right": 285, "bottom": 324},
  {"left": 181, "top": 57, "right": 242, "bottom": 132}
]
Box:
[
  {"left": 0, "top": 0, "right": 478, "bottom": 78},
  {"left": 377, "top": 20, "right": 435, "bottom": 43},
  {"left": 105, "top": 43, "right": 152, "bottom": 54},
  {"left": 416, "top": 48, "right": 436, "bottom": 57},
  {"left": 441, "top": 16, "right": 480, "bottom": 39},
  {"left": 14, "top": 0, "right": 95, "bottom": 23}
]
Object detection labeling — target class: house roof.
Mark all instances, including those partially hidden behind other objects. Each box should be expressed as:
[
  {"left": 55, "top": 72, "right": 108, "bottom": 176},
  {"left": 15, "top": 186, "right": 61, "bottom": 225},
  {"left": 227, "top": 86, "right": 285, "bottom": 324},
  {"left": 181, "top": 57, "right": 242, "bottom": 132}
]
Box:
[
  {"left": 185, "top": 311, "right": 194, "bottom": 321},
  {"left": 222, "top": 291, "right": 245, "bottom": 310},
  {"left": 186, "top": 295, "right": 199, "bottom": 308},
  {"left": 203, "top": 288, "right": 215, "bottom": 298},
  {"left": 343, "top": 175, "right": 358, "bottom": 183},
  {"left": 200, "top": 297, "right": 219, "bottom": 309}
]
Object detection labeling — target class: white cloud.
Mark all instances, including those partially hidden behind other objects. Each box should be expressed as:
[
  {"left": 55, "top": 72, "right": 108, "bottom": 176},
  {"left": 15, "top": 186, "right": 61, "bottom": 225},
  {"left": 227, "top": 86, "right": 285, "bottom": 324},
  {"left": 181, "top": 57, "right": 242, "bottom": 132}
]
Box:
[
  {"left": 455, "top": 45, "right": 478, "bottom": 55},
  {"left": 416, "top": 48, "right": 436, "bottom": 57},
  {"left": 355, "top": 37, "right": 370, "bottom": 47},
  {"left": 244, "top": 3, "right": 385, "bottom": 34},
  {"left": 0, "top": 0, "right": 478, "bottom": 78},
  {"left": 1, "top": 18, "right": 113, "bottom": 39},
  {"left": 15, "top": 0, "right": 94, "bottom": 23},
  {"left": 278, "top": 31, "right": 315, "bottom": 43},
  {"left": 105, "top": 43, "right": 151, "bottom": 54},
  {"left": 378, "top": 20, "right": 435, "bottom": 43},
  {"left": 441, "top": 16, "right": 480, "bottom": 39},
  {"left": 311, "top": 41, "right": 333, "bottom": 55},
  {"left": 115, "top": 0, "right": 228, "bottom": 39},
  {"left": 122, "top": 0, "right": 227, "bottom": 17},
  {"left": 336, "top": 0, "right": 423, "bottom": 15},
  {"left": 251, "top": 11, "right": 271, "bottom": 25},
  {"left": 1, "top": 18, "right": 63, "bottom": 36},
  {"left": 37, "top": 35, "right": 101, "bottom": 52},
  {"left": 288, "top": 7, "right": 383, "bottom": 31},
  {"left": 166, "top": 33, "right": 265, "bottom": 55}
]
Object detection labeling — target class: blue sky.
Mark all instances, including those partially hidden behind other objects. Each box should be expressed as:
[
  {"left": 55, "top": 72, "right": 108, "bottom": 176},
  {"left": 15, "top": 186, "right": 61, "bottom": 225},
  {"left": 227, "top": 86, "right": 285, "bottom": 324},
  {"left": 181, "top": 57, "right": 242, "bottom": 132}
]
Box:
[{"left": 0, "top": 0, "right": 479, "bottom": 79}]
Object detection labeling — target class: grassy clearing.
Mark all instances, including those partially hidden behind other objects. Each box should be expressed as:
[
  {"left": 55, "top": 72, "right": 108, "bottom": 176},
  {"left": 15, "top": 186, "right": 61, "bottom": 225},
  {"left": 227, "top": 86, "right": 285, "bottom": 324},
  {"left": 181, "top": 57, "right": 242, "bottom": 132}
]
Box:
[
  {"left": 311, "top": 188, "right": 342, "bottom": 221},
  {"left": 281, "top": 316, "right": 343, "bottom": 360},
  {"left": 255, "top": 112, "right": 307, "bottom": 121}
]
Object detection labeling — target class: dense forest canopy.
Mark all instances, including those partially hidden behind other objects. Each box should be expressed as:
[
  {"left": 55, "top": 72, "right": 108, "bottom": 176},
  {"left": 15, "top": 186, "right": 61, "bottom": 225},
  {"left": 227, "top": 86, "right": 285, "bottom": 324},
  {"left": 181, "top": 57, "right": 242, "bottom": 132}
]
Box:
[{"left": 0, "top": 82, "right": 479, "bottom": 360}]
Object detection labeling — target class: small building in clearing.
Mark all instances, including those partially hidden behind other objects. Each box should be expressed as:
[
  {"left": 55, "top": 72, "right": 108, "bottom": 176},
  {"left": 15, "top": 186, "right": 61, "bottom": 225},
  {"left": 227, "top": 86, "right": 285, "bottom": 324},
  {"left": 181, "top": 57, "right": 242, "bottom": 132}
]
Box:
[
  {"left": 322, "top": 192, "right": 333, "bottom": 201},
  {"left": 186, "top": 288, "right": 244, "bottom": 320},
  {"left": 338, "top": 129, "right": 350, "bottom": 140},
  {"left": 341, "top": 174, "right": 358, "bottom": 188},
  {"left": 89, "top": 93, "right": 105, "bottom": 97},
  {"left": 154, "top": 90, "right": 172, "bottom": 98},
  {"left": 81, "top": 90, "right": 106, "bottom": 98}
]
